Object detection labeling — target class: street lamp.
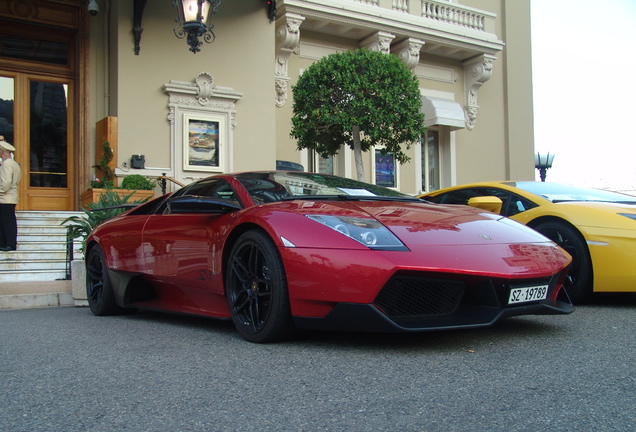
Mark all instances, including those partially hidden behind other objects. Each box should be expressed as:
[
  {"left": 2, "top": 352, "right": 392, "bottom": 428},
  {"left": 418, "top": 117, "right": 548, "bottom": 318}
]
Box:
[
  {"left": 173, "top": 0, "right": 221, "bottom": 53},
  {"left": 534, "top": 152, "right": 555, "bottom": 182}
]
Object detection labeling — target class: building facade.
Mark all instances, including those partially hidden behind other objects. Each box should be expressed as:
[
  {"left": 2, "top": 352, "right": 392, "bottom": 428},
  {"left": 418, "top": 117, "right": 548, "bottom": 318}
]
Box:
[{"left": 0, "top": 0, "right": 535, "bottom": 211}]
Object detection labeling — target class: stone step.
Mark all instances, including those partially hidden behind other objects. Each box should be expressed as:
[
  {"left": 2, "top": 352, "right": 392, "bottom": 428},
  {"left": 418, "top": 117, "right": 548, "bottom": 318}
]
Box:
[
  {"left": 0, "top": 269, "right": 69, "bottom": 283},
  {"left": 17, "top": 226, "right": 70, "bottom": 235},
  {"left": 18, "top": 234, "right": 71, "bottom": 243},
  {"left": 0, "top": 211, "right": 87, "bottom": 283},
  {"left": 11, "top": 240, "right": 80, "bottom": 252},
  {"left": 17, "top": 211, "right": 83, "bottom": 226},
  {"left": 0, "top": 252, "right": 66, "bottom": 273}
]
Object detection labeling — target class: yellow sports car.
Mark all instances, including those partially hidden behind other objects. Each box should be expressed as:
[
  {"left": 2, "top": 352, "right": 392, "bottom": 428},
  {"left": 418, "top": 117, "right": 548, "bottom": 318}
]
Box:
[{"left": 420, "top": 181, "right": 636, "bottom": 303}]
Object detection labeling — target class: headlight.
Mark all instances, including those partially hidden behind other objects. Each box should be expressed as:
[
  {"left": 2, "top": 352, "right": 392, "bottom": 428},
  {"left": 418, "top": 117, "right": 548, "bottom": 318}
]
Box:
[
  {"left": 618, "top": 213, "right": 636, "bottom": 221},
  {"left": 305, "top": 215, "right": 408, "bottom": 251}
]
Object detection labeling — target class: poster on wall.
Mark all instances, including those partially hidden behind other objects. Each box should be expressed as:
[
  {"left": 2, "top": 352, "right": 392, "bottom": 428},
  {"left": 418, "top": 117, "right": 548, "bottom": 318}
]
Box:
[
  {"left": 184, "top": 114, "right": 225, "bottom": 172},
  {"left": 375, "top": 150, "right": 396, "bottom": 188}
]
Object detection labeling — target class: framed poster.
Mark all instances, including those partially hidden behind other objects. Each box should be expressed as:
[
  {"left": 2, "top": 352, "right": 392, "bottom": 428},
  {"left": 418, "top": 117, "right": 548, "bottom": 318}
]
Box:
[
  {"left": 374, "top": 149, "right": 397, "bottom": 188},
  {"left": 183, "top": 113, "right": 225, "bottom": 172}
]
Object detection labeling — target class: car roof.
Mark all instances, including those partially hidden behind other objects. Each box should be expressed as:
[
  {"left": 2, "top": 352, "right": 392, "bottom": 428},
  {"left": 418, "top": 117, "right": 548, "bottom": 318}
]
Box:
[{"left": 429, "top": 181, "right": 636, "bottom": 204}]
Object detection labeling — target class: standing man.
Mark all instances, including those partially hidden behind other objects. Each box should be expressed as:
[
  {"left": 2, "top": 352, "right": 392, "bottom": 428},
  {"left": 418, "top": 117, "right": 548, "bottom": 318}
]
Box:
[{"left": 0, "top": 136, "right": 21, "bottom": 251}]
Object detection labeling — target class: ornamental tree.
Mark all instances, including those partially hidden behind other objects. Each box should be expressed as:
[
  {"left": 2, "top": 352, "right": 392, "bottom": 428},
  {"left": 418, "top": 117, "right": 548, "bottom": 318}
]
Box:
[{"left": 290, "top": 49, "right": 426, "bottom": 181}]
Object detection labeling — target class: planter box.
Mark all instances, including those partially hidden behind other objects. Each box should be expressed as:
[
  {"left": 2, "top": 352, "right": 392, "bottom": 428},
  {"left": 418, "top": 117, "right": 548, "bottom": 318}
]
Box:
[{"left": 80, "top": 188, "right": 155, "bottom": 208}]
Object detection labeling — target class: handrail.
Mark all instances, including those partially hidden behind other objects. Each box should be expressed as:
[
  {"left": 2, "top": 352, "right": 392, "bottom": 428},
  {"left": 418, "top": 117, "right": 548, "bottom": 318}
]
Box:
[
  {"left": 65, "top": 226, "right": 74, "bottom": 280},
  {"left": 157, "top": 173, "right": 186, "bottom": 194}
]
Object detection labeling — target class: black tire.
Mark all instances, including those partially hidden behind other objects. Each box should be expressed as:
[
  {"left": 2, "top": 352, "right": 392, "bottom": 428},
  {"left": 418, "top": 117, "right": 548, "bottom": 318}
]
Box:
[
  {"left": 225, "top": 230, "right": 295, "bottom": 343},
  {"left": 86, "top": 245, "right": 127, "bottom": 316},
  {"left": 534, "top": 221, "right": 592, "bottom": 303}
]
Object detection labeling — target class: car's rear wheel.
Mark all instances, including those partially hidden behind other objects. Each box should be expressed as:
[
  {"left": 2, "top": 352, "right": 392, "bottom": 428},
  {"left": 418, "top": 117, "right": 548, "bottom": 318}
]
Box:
[
  {"left": 86, "top": 245, "right": 127, "bottom": 316},
  {"left": 534, "top": 221, "right": 592, "bottom": 303},
  {"left": 225, "top": 230, "right": 295, "bottom": 343}
]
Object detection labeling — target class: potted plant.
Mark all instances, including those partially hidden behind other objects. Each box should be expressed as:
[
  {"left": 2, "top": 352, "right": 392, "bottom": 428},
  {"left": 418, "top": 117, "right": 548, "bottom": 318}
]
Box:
[
  {"left": 93, "top": 140, "right": 116, "bottom": 188},
  {"left": 81, "top": 142, "right": 156, "bottom": 207},
  {"left": 64, "top": 189, "right": 151, "bottom": 254}
]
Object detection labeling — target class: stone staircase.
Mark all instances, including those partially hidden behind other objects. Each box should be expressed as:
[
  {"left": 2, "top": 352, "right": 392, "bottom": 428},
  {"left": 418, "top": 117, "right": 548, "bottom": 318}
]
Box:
[{"left": 0, "top": 211, "right": 84, "bottom": 283}]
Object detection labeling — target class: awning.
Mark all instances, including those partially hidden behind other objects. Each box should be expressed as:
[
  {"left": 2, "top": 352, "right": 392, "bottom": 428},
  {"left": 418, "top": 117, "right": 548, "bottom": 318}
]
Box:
[{"left": 421, "top": 96, "right": 466, "bottom": 131}]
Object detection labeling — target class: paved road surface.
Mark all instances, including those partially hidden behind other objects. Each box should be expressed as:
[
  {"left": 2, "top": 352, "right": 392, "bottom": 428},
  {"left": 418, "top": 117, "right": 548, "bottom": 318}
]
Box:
[{"left": 1, "top": 296, "right": 634, "bottom": 432}]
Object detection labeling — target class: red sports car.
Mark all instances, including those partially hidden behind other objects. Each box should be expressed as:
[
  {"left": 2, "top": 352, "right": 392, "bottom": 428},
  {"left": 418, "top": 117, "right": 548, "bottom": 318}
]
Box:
[{"left": 85, "top": 171, "right": 574, "bottom": 343}]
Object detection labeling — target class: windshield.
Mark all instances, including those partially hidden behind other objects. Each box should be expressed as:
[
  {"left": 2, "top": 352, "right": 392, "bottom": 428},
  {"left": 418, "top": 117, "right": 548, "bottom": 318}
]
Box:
[
  {"left": 510, "top": 181, "right": 636, "bottom": 204},
  {"left": 235, "top": 171, "right": 411, "bottom": 203}
]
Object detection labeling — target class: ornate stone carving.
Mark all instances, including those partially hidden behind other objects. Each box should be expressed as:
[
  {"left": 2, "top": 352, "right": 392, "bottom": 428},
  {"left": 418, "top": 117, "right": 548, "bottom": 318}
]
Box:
[
  {"left": 165, "top": 72, "right": 242, "bottom": 112},
  {"left": 195, "top": 72, "right": 215, "bottom": 104},
  {"left": 361, "top": 31, "right": 395, "bottom": 55},
  {"left": 463, "top": 54, "right": 496, "bottom": 130},
  {"left": 163, "top": 73, "right": 242, "bottom": 180},
  {"left": 275, "top": 13, "right": 305, "bottom": 107},
  {"left": 391, "top": 38, "right": 425, "bottom": 70}
]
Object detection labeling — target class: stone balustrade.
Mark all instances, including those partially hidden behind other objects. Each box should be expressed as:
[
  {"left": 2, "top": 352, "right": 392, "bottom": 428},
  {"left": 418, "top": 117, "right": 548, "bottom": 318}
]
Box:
[
  {"left": 349, "top": 0, "right": 493, "bottom": 32},
  {"left": 421, "top": 1, "right": 487, "bottom": 31}
]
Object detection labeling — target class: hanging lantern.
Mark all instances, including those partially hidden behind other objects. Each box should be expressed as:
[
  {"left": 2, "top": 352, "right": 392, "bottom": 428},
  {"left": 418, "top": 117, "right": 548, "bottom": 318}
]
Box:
[{"left": 173, "top": 0, "right": 221, "bottom": 53}]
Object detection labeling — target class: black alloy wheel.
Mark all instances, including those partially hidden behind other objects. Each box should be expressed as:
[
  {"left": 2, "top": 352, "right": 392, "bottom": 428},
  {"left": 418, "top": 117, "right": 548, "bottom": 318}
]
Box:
[
  {"left": 86, "top": 245, "right": 126, "bottom": 315},
  {"left": 534, "top": 221, "right": 592, "bottom": 303},
  {"left": 226, "top": 230, "right": 294, "bottom": 343}
]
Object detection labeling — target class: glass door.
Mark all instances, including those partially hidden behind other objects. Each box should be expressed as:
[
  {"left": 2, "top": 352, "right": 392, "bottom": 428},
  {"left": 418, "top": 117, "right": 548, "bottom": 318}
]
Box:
[{"left": 0, "top": 72, "right": 75, "bottom": 210}]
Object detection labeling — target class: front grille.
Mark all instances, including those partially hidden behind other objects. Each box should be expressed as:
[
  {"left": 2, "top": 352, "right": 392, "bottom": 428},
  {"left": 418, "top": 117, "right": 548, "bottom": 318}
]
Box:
[{"left": 374, "top": 275, "right": 465, "bottom": 319}]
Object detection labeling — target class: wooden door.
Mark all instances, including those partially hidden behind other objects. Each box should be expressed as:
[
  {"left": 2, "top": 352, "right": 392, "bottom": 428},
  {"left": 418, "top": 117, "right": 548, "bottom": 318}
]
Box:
[{"left": 0, "top": 72, "right": 75, "bottom": 210}]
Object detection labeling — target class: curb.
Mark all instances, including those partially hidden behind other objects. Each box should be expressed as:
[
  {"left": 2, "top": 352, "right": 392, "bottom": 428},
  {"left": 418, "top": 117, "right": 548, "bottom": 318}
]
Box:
[{"left": 0, "top": 292, "right": 75, "bottom": 310}]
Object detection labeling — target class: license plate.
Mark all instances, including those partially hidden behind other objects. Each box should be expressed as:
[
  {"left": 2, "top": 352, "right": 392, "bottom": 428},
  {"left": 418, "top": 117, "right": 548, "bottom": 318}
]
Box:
[{"left": 508, "top": 284, "right": 549, "bottom": 304}]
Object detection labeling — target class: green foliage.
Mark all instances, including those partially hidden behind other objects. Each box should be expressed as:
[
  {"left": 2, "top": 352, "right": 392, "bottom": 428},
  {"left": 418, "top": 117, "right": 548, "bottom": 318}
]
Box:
[
  {"left": 290, "top": 49, "right": 426, "bottom": 165},
  {"left": 120, "top": 174, "right": 155, "bottom": 190},
  {"left": 62, "top": 189, "right": 150, "bottom": 254},
  {"left": 90, "top": 141, "right": 116, "bottom": 189}
]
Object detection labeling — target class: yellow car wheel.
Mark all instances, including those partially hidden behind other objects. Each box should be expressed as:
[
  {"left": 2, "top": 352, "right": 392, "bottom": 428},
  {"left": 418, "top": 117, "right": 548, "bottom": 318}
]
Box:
[{"left": 534, "top": 221, "right": 592, "bottom": 303}]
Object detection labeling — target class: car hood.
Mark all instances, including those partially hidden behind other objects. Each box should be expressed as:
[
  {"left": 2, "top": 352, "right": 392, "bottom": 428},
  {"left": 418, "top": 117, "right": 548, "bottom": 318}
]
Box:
[
  {"left": 257, "top": 199, "right": 570, "bottom": 278},
  {"left": 267, "top": 199, "right": 552, "bottom": 247},
  {"left": 355, "top": 200, "right": 552, "bottom": 246}
]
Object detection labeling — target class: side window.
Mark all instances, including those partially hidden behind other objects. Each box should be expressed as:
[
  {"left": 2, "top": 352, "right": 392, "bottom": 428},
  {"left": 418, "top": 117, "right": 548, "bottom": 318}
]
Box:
[
  {"left": 184, "top": 178, "right": 237, "bottom": 202},
  {"left": 236, "top": 176, "right": 291, "bottom": 203},
  {"left": 450, "top": 188, "right": 537, "bottom": 217},
  {"left": 434, "top": 189, "right": 480, "bottom": 205},
  {"left": 156, "top": 178, "right": 240, "bottom": 214},
  {"left": 429, "top": 188, "right": 538, "bottom": 217},
  {"left": 506, "top": 193, "right": 538, "bottom": 217}
]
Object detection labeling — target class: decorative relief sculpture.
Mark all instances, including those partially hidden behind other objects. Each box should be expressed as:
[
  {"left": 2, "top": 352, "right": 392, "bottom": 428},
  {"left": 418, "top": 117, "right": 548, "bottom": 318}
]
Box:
[
  {"left": 275, "top": 13, "right": 305, "bottom": 107},
  {"left": 391, "top": 38, "right": 424, "bottom": 70},
  {"left": 463, "top": 54, "right": 496, "bottom": 130},
  {"left": 195, "top": 72, "right": 215, "bottom": 104},
  {"left": 361, "top": 31, "right": 395, "bottom": 55}
]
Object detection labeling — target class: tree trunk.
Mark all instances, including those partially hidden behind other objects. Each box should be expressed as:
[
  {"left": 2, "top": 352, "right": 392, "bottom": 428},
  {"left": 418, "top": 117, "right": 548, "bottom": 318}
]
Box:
[{"left": 352, "top": 125, "right": 365, "bottom": 181}]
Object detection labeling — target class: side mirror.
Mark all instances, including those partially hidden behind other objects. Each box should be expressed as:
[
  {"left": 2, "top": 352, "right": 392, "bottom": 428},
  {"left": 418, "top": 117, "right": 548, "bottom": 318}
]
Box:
[
  {"left": 468, "top": 196, "right": 503, "bottom": 214},
  {"left": 167, "top": 195, "right": 241, "bottom": 214}
]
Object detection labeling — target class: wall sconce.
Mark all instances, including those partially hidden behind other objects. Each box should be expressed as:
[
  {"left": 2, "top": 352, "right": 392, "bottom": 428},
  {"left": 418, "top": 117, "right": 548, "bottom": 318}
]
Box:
[
  {"left": 87, "top": 0, "right": 99, "bottom": 16},
  {"left": 173, "top": 0, "right": 221, "bottom": 53}
]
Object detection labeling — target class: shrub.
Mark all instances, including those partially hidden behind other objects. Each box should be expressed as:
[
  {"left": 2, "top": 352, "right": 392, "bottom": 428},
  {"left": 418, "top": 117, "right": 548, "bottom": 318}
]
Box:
[{"left": 121, "top": 174, "right": 155, "bottom": 190}]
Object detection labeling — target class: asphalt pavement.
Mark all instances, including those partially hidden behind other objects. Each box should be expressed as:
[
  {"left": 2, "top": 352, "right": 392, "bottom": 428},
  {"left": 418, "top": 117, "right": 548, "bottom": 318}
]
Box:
[{"left": 1, "top": 296, "right": 634, "bottom": 432}]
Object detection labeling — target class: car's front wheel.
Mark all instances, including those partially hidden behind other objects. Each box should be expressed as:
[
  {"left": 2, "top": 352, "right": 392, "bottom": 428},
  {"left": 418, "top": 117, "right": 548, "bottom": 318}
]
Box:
[
  {"left": 534, "top": 221, "right": 592, "bottom": 303},
  {"left": 225, "top": 230, "right": 295, "bottom": 343}
]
